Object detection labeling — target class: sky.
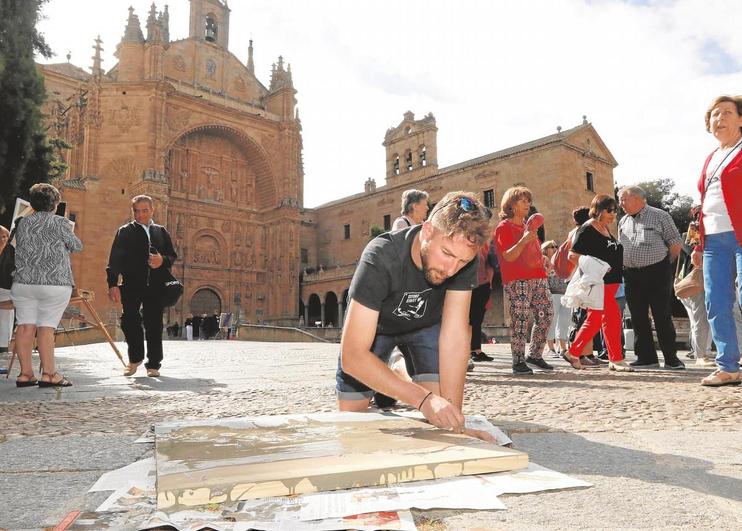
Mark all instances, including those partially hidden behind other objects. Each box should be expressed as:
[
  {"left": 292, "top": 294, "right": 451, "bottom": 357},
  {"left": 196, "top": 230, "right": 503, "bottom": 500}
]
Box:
[{"left": 36, "top": 0, "right": 742, "bottom": 208}]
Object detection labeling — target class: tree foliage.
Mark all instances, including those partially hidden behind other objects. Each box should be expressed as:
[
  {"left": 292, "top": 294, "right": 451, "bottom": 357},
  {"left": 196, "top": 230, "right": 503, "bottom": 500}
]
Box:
[
  {"left": 0, "top": 0, "right": 53, "bottom": 227},
  {"left": 616, "top": 178, "right": 694, "bottom": 233}
]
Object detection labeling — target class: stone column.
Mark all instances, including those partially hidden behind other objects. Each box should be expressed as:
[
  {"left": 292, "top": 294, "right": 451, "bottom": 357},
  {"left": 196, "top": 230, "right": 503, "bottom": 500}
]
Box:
[
  {"left": 338, "top": 302, "right": 345, "bottom": 329},
  {"left": 320, "top": 302, "right": 325, "bottom": 327},
  {"left": 304, "top": 305, "right": 309, "bottom": 328}
]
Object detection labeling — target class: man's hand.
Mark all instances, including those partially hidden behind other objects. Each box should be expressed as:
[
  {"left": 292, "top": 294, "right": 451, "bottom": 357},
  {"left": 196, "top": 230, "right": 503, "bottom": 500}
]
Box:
[
  {"left": 148, "top": 252, "right": 164, "bottom": 269},
  {"left": 691, "top": 249, "right": 703, "bottom": 267},
  {"left": 419, "top": 393, "right": 465, "bottom": 432},
  {"left": 108, "top": 286, "right": 121, "bottom": 303},
  {"left": 463, "top": 428, "right": 498, "bottom": 443}
]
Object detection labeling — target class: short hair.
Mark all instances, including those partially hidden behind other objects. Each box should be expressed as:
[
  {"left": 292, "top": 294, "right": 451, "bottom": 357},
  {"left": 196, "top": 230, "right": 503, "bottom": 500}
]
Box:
[
  {"left": 589, "top": 194, "right": 617, "bottom": 219},
  {"left": 131, "top": 195, "right": 154, "bottom": 208},
  {"left": 541, "top": 240, "right": 557, "bottom": 254},
  {"left": 400, "top": 189, "right": 429, "bottom": 215},
  {"left": 29, "top": 183, "right": 61, "bottom": 212},
  {"left": 499, "top": 186, "right": 532, "bottom": 220},
  {"left": 572, "top": 206, "right": 590, "bottom": 225},
  {"left": 0, "top": 225, "right": 9, "bottom": 238},
  {"left": 618, "top": 185, "right": 646, "bottom": 200},
  {"left": 705, "top": 95, "right": 742, "bottom": 133},
  {"left": 428, "top": 191, "right": 492, "bottom": 247}
]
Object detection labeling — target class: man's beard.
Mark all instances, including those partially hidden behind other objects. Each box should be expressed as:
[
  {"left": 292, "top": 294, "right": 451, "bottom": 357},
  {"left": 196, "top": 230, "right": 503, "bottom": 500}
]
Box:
[{"left": 420, "top": 240, "right": 446, "bottom": 286}]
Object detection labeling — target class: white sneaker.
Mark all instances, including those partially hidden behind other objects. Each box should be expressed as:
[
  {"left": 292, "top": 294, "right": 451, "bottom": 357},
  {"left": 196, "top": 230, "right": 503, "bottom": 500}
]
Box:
[{"left": 547, "top": 349, "right": 560, "bottom": 359}]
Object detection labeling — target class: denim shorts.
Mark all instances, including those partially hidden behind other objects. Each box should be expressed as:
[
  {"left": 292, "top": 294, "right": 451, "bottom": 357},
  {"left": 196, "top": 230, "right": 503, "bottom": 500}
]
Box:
[{"left": 336, "top": 322, "right": 441, "bottom": 400}]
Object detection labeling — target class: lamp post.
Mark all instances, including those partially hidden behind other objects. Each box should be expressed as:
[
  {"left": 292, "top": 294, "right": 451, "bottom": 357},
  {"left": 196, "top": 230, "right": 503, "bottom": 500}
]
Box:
[{"left": 180, "top": 245, "right": 187, "bottom": 329}]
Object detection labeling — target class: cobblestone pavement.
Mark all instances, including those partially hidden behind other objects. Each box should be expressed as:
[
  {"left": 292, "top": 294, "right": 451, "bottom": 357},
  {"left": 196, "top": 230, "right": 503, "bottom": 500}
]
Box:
[
  {"left": 1, "top": 340, "right": 739, "bottom": 438},
  {"left": 1, "top": 340, "right": 741, "bottom": 529}
]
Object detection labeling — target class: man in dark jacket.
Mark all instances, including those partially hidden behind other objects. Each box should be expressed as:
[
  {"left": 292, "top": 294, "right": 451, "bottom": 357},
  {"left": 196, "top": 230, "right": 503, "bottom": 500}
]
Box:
[{"left": 106, "top": 195, "right": 177, "bottom": 377}]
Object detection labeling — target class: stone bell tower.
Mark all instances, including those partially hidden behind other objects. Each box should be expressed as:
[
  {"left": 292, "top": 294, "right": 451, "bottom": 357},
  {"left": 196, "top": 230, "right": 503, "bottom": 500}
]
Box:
[
  {"left": 383, "top": 111, "right": 438, "bottom": 187},
  {"left": 189, "top": 0, "right": 230, "bottom": 48}
]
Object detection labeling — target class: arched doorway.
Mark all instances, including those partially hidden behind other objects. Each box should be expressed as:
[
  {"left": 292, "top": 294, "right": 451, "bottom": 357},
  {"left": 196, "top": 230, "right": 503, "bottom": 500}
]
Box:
[
  {"left": 190, "top": 288, "right": 222, "bottom": 316},
  {"left": 307, "top": 294, "right": 321, "bottom": 327},
  {"left": 325, "top": 292, "right": 338, "bottom": 328}
]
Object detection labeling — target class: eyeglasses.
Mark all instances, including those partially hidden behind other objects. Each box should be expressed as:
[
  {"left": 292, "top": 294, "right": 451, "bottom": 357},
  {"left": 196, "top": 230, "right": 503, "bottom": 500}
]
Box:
[{"left": 605, "top": 208, "right": 617, "bottom": 213}]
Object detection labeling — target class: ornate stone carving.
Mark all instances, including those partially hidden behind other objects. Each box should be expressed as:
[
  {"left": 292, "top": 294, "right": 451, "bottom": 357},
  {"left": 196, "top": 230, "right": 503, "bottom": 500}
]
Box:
[
  {"left": 172, "top": 55, "right": 186, "bottom": 72},
  {"left": 165, "top": 106, "right": 190, "bottom": 131},
  {"left": 233, "top": 76, "right": 247, "bottom": 92},
  {"left": 205, "top": 58, "right": 217, "bottom": 80},
  {"left": 261, "top": 134, "right": 277, "bottom": 154},
  {"left": 142, "top": 169, "right": 168, "bottom": 183},
  {"left": 110, "top": 103, "right": 142, "bottom": 133},
  {"left": 278, "top": 196, "right": 299, "bottom": 208},
  {"left": 104, "top": 156, "right": 138, "bottom": 182},
  {"left": 222, "top": 220, "right": 231, "bottom": 233},
  {"left": 192, "top": 235, "right": 221, "bottom": 266}
]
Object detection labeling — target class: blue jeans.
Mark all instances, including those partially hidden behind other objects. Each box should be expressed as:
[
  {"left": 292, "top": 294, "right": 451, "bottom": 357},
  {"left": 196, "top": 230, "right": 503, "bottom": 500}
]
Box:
[
  {"left": 336, "top": 323, "right": 441, "bottom": 400},
  {"left": 703, "top": 231, "right": 742, "bottom": 373}
]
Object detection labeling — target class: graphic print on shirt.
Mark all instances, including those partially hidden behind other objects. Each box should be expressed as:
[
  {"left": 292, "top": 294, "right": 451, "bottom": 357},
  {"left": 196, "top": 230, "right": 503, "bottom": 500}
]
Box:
[
  {"left": 392, "top": 288, "right": 432, "bottom": 320},
  {"left": 606, "top": 239, "right": 619, "bottom": 250}
]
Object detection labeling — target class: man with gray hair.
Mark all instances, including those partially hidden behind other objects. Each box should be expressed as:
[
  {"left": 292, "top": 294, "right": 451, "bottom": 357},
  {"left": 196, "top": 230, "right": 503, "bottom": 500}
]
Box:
[
  {"left": 392, "top": 189, "right": 429, "bottom": 230},
  {"left": 107, "top": 195, "right": 177, "bottom": 377},
  {"left": 618, "top": 185, "right": 684, "bottom": 369}
]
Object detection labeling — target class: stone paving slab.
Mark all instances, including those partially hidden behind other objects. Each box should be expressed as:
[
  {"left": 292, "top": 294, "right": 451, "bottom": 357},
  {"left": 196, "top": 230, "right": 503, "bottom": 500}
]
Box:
[{"left": 1, "top": 340, "right": 741, "bottom": 529}]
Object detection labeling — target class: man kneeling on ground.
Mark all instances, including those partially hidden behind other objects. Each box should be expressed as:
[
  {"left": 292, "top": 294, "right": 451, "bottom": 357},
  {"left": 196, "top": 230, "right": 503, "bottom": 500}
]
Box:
[{"left": 336, "top": 191, "right": 492, "bottom": 435}]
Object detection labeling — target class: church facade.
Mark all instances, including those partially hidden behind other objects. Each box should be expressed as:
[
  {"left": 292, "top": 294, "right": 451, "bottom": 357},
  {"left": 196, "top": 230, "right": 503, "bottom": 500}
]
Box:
[{"left": 39, "top": 0, "right": 302, "bottom": 325}]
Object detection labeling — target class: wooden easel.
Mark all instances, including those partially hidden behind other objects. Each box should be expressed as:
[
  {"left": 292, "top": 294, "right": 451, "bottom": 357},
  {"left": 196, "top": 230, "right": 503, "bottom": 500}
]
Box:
[{"left": 2, "top": 288, "right": 125, "bottom": 378}]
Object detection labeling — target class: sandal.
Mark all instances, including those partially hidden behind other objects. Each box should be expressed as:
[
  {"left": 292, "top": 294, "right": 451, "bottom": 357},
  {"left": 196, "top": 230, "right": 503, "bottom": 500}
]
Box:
[
  {"left": 38, "top": 372, "right": 73, "bottom": 388},
  {"left": 16, "top": 373, "right": 38, "bottom": 388},
  {"left": 562, "top": 351, "right": 584, "bottom": 370}
]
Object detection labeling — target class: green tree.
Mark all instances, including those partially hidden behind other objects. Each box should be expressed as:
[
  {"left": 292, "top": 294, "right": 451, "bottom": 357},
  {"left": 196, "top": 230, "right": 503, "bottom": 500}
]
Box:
[
  {"left": 616, "top": 178, "right": 694, "bottom": 233},
  {"left": 0, "top": 0, "right": 53, "bottom": 227},
  {"left": 369, "top": 225, "right": 385, "bottom": 240}
]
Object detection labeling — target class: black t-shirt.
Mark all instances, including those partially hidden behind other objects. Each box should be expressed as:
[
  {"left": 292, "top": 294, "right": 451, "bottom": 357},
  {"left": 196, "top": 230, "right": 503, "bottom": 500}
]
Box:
[
  {"left": 348, "top": 225, "right": 478, "bottom": 335},
  {"left": 572, "top": 222, "right": 623, "bottom": 284}
]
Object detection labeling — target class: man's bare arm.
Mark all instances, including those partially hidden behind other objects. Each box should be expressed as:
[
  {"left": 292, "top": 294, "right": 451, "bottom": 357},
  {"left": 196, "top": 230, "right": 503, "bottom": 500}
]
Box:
[
  {"left": 438, "top": 289, "right": 472, "bottom": 411},
  {"left": 668, "top": 242, "right": 681, "bottom": 263}
]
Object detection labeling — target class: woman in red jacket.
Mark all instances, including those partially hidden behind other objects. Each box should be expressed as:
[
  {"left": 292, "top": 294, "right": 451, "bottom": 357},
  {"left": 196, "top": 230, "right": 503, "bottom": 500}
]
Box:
[{"left": 691, "top": 95, "right": 742, "bottom": 387}]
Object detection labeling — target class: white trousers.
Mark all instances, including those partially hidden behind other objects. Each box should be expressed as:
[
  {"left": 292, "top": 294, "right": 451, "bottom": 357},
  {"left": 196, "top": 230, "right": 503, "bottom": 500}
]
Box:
[{"left": 186, "top": 325, "right": 193, "bottom": 341}]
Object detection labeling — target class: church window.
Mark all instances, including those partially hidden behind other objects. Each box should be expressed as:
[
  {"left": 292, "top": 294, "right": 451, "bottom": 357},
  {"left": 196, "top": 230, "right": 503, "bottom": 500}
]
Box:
[
  {"left": 205, "top": 15, "right": 218, "bottom": 42},
  {"left": 405, "top": 151, "right": 413, "bottom": 171},
  {"left": 344, "top": 224, "right": 351, "bottom": 240},
  {"left": 301, "top": 248, "right": 308, "bottom": 264},
  {"left": 585, "top": 171, "right": 594, "bottom": 192},
  {"left": 393, "top": 155, "right": 400, "bottom": 175},
  {"left": 383, "top": 214, "right": 391, "bottom": 231},
  {"left": 420, "top": 146, "right": 427, "bottom": 167},
  {"left": 483, "top": 189, "right": 494, "bottom": 208}
]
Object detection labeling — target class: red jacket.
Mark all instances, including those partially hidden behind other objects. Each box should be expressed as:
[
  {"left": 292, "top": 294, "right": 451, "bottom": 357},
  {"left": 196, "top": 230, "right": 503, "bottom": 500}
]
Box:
[{"left": 696, "top": 147, "right": 742, "bottom": 250}]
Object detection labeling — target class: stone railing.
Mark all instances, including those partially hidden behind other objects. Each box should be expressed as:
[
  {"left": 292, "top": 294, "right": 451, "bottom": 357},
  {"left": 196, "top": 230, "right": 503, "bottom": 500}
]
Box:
[{"left": 302, "top": 263, "right": 357, "bottom": 283}]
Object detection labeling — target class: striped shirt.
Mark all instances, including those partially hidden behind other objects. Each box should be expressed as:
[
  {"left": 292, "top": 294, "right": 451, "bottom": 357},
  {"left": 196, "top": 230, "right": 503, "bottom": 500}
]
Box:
[
  {"left": 13, "top": 212, "right": 83, "bottom": 286},
  {"left": 618, "top": 204, "right": 681, "bottom": 268}
]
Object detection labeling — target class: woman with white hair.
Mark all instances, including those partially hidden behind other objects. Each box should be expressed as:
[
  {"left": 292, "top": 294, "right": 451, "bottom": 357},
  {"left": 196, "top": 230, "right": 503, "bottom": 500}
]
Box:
[{"left": 692, "top": 95, "right": 742, "bottom": 387}]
